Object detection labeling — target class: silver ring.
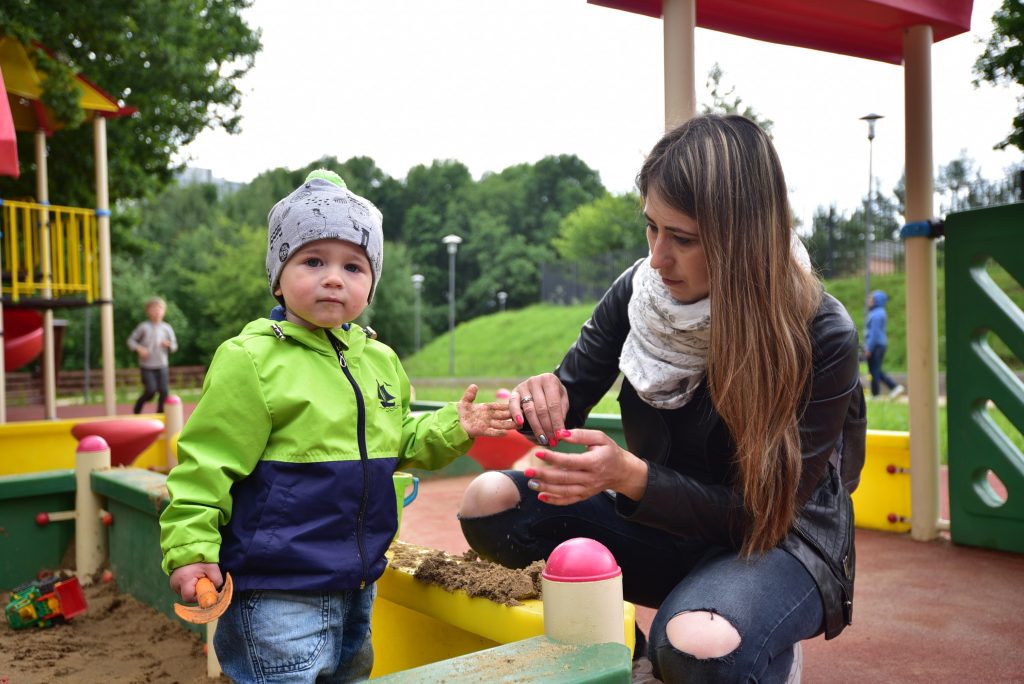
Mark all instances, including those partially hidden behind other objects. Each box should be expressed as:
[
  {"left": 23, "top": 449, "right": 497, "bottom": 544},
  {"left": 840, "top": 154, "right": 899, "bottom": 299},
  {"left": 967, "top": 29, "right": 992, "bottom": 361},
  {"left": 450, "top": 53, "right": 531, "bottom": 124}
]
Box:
[{"left": 521, "top": 395, "right": 534, "bottom": 405}]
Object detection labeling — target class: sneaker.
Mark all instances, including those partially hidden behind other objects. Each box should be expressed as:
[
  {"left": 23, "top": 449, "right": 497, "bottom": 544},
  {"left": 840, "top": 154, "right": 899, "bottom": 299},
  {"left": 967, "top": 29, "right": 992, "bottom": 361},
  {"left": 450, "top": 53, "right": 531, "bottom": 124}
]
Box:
[
  {"left": 632, "top": 656, "right": 663, "bottom": 683},
  {"left": 785, "top": 642, "right": 803, "bottom": 684},
  {"left": 890, "top": 385, "right": 905, "bottom": 400}
]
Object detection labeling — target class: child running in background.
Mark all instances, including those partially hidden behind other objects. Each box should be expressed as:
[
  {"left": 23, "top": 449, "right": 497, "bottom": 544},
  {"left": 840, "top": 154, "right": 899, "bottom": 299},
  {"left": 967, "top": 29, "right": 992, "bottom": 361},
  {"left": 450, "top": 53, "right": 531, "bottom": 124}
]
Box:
[
  {"left": 126, "top": 296, "right": 177, "bottom": 413},
  {"left": 160, "top": 170, "right": 513, "bottom": 683}
]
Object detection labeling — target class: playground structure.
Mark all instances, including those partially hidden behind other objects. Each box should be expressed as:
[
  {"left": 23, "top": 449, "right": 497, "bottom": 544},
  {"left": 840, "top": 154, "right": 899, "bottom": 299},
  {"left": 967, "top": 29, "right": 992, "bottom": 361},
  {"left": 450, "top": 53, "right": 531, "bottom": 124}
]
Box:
[{"left": 0, "top": 34, "right": 134, "bottom": 423}]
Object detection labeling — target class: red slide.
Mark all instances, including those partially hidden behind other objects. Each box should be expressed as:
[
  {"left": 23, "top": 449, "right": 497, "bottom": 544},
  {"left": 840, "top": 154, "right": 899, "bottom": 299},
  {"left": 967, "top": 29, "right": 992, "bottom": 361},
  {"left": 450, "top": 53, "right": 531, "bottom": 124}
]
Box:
[{"left": 3, "top": 309, "right": 44, "bottom": 371}]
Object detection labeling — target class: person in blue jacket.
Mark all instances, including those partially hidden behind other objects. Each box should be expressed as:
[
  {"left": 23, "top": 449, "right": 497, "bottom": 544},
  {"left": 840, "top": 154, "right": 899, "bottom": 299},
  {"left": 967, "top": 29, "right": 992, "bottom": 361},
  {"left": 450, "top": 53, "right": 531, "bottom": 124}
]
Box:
[{"left": 864, "top": 290, "right": 905, "bottom": 398}]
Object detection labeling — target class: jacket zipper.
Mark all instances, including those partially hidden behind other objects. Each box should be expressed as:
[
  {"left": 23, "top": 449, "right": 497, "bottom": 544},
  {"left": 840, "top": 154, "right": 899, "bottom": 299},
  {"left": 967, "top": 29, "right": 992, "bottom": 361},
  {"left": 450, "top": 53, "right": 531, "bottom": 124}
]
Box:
[{"left": 328, "top": 332, "right": 371, "bottom": 589}]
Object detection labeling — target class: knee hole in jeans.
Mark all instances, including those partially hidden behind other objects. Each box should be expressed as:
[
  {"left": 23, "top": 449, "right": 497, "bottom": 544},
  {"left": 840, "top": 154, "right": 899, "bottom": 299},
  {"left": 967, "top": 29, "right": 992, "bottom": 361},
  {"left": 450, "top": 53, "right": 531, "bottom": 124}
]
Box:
[
  {"left": 666, "top": 610, "right": 741, "bottom": 659},
  {"left": 459, "top": 471, "right": 521, "bottom": 518}
]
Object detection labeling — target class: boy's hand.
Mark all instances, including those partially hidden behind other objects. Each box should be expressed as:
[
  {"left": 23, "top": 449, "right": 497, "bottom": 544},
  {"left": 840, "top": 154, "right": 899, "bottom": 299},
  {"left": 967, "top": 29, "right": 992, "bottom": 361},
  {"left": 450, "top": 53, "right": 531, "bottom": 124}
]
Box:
[
  {"left": 458, "top": 384, "right": 515, "bottom": 438},
  {"left": 169, "top": 562, "right": 223, "bottom": 603},
  {"left": 137, "top": 347, "right": 150, "bottom": 360}
]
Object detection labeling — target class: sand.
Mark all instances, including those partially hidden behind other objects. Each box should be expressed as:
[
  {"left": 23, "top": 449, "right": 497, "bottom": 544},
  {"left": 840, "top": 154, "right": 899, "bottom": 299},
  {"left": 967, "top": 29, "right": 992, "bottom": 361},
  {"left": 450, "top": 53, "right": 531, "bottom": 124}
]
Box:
[
  {"left": 1, "top": 545, "right": 542, "bottom": 683},
  {"left": 0, "top": 578, "right": 217, "bottom": 684}
]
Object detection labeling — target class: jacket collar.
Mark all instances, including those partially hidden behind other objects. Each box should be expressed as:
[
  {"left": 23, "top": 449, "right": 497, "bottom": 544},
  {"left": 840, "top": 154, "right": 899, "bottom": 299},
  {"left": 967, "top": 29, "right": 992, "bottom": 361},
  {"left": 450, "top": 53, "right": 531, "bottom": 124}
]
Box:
[{"left": 242, "top": 318, "right": 367, "bottom": 356}]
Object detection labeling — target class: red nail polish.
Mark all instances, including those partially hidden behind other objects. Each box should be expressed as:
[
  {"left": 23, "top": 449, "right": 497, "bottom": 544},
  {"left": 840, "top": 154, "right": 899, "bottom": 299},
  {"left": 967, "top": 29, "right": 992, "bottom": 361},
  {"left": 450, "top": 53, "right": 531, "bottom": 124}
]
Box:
[
  {"left": 538, "top": 493, "right": 548, "bottom": 503},
  {"left": 524, "top": 468, "right": 536, "bottom": 478},
  {"left": 557, "top": 429, "right": 571, "bottom": 438},
  {"left": 515, "top": 415, "right": 523, "bottom": 427},
  {"left": 550, "top": 438, "right": 558, "bottom": 447},
  {"left": 535, "top": 451, "right": 546, "bottom": 460}
]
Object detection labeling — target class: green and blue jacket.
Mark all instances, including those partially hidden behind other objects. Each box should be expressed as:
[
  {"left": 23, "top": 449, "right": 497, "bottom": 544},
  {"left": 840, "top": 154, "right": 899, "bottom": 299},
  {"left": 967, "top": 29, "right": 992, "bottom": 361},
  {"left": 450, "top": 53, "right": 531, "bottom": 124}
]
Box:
[{"left": 159, "top": 318, "right": 471, "bottom": 592}]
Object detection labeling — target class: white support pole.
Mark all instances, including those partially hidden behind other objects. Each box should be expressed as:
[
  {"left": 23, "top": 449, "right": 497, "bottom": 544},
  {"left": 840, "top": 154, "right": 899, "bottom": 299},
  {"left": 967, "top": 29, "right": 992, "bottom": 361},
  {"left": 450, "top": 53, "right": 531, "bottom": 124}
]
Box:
[
  {"left": 164, "top": 394, "right": 183, "bottom": 468},
  {"left": 903, "top": 25, "right": 941, "bottom": 541},
  {"left": 94, "top": 116, "right": 116, "bottom": 416},
  {"left": 662, "top": 0, "right": 697, "bottom": 130},
  {"left": 35, "top": 130, "right": 57, "bottom": 419},
  {"left": 207, "top": 619, "right": 223, "bottom": 678},
  {"left": 75, "top": 435, "right": 111, "bottom": 584}
]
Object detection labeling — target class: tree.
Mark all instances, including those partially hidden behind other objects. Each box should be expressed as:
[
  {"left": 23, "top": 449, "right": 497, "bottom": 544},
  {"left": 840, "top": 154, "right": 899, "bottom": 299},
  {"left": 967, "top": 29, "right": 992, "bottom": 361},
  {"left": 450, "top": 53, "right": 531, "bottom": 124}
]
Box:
[
  {"left": 805, "top": 184, "right": 902, "bottom": 278},
  {"left": 553, "top": 192, "right": 645, "bottom": 261},
  {"left": 363, "top": 241, "right": 418, "bottom": 358},
  {"left": 937, "top": 151, "right": 977, "bottom": 213},
  {"left": 974, "top": 0, "right": 1024, "bottom": 152},
  {"left": 0, "top": 0, "right": 261, "bottom": 205},
  {"left": 701, "top": 63, "right": 774, "bottom": 134}
]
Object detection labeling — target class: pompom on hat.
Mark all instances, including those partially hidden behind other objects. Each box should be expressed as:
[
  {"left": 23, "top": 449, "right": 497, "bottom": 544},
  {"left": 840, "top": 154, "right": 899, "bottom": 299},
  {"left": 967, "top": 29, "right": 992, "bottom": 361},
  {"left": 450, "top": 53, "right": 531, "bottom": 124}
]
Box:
[{"left": 267, "top": 169, "right": 384, "bottom": 303}]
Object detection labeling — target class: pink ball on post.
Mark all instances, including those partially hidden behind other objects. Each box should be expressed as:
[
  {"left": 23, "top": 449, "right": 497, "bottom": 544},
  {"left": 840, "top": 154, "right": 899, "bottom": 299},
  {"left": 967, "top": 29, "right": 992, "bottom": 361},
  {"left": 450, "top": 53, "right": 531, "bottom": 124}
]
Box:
[
  {"left": 77, "top": 435, "right": 110, "bottom": 453},
  {"left": 542, "top": 537, "right": 625, "bottom": 645}
]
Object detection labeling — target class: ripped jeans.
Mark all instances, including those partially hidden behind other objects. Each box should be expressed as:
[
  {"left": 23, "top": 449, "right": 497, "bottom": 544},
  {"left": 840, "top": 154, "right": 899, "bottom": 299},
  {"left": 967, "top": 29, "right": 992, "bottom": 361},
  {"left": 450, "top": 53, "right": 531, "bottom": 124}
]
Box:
[{"left": 459, "top": 471, "right": 823, "bottom": 683}]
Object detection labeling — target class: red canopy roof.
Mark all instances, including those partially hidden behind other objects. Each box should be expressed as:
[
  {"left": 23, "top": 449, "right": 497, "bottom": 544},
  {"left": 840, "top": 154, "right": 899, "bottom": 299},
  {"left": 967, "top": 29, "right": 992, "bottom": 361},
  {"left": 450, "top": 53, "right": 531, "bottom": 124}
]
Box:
[
  {"left": 0, "top": 66, "right": 18, "bottom": 178},
  {"left": 589, "top": 0, "right": 973, "bottom": 64}
]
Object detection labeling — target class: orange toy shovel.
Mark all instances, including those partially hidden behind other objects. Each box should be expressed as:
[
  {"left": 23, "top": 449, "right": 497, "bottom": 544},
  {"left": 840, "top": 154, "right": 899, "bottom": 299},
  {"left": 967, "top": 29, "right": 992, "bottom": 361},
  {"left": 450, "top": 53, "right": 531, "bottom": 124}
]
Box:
[{"left": 174, "top": 573, "right": 234, "bottom": 624}]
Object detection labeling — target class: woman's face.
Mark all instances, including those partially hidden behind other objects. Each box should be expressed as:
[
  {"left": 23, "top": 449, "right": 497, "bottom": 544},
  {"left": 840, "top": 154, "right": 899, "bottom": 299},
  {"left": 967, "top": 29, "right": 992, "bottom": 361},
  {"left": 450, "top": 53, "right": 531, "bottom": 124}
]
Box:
[{"left": 644, "top": 188, "right": 710, "bottom": 304}]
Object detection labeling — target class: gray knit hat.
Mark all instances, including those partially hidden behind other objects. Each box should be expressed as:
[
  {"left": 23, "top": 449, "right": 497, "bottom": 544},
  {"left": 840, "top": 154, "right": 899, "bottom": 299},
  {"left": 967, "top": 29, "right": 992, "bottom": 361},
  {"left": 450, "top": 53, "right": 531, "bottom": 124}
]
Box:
[{"left": 267, "top": 170, "right": 384, "bottom": 303}]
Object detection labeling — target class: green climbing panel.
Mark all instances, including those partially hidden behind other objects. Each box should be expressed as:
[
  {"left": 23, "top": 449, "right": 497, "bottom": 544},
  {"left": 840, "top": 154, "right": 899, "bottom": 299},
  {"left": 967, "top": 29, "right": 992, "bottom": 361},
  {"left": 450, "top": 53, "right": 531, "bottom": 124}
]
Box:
[{"left": 944, "top": 202, "right": 1024, "bottom": 553}]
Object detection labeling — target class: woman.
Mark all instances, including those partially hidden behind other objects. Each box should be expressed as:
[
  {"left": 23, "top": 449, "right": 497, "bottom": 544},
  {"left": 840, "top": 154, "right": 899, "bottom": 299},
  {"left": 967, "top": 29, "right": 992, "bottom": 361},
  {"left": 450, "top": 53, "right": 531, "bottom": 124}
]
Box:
[{"left": 458, "top": 115, "right": 865, "bottom": 683}]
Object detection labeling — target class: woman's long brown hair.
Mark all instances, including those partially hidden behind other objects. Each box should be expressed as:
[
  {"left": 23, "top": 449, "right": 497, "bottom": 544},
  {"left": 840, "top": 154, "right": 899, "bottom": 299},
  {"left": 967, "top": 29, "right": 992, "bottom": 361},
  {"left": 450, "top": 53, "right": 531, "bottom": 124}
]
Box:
[{"left": 637, "top": 115, "right": 822, "bottom": 556}]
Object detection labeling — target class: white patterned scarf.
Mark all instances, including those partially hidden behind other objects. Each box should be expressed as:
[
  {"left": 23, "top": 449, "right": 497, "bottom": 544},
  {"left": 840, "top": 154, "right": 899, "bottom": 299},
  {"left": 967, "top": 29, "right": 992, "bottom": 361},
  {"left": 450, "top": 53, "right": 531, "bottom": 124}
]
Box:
[{"left": 620, "top": 235, "right": 811, "bottom": 409}]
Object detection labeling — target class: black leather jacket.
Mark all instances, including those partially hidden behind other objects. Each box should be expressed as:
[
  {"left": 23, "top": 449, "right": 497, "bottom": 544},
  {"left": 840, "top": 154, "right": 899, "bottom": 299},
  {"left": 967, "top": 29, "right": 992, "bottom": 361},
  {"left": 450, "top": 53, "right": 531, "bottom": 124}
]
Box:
[{"left": 555, "top": 263, "right": 865, "bottom": 639}]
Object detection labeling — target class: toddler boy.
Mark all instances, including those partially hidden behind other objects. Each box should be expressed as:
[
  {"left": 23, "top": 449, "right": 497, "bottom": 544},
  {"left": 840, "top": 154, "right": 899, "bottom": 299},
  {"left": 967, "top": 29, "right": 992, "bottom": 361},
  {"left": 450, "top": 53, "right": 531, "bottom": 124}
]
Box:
[{"left": 160, "top": 170, "right": 512, "bottom": 682}]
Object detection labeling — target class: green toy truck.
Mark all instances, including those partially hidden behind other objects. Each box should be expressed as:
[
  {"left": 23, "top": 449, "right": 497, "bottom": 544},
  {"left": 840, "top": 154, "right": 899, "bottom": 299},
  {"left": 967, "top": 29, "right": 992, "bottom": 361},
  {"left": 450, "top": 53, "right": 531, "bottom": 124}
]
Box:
[{"left": 4, "top": 574, "right": 87, "bottom": 629}]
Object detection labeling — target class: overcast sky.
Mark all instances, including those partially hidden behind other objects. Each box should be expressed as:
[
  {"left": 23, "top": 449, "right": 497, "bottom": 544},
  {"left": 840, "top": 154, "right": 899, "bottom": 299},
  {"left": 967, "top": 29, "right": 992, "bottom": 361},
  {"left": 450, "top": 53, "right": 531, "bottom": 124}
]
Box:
[{"left": 179, "top": 0, "right": 1023, "bottom": 230}]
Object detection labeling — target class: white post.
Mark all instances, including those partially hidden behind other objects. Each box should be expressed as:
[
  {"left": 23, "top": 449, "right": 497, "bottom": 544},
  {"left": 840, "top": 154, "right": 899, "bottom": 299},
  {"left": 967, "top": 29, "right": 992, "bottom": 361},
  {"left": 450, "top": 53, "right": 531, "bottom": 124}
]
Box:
[
  {"left": 94, "top": 116, "right": 116, "bottom": 416},
  {"left": 662, "top": 0, "right": 697, "bottom": 129},
  {"left": 903, "top": 25, "right": 941, "bottom": 541},
  {"left": 35, "top": 129, "right": 57, "bottom": 419},
  {"left": 164, "top": 394, "right": 183, "bottom": 468},
  {"left": 206, "top": 619, "right": 223, "bottom": 678},
  {"left": 75, "top": 435, "right": 111, "bottom": 585},
  {"left": 541, "top": 538, "right": 625, "bottom": 646}
]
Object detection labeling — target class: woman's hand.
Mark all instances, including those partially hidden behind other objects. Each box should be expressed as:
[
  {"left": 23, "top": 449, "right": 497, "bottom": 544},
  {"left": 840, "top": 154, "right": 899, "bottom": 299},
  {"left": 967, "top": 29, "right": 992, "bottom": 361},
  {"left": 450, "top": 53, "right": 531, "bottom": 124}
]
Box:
[
  {"left": 458, "top": 384, "right": 515, "bottom": 438},
  {"left": 510, "top": 373, "right": 569, "bottom": 446},
  {"left": 523, "top": 428, "right": 648, "bottom": 505},
  {"left": 169, "top": 562, "right": 223, "bottom": 603}
]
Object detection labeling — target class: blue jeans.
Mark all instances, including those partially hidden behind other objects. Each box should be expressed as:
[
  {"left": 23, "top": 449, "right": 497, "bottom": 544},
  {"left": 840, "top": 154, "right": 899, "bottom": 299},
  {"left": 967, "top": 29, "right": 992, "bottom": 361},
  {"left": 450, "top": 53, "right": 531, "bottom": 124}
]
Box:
[
  {"left": 214, "top": 585, "right": 376, "bottom": 684},
  {"left": 867, "top": 344, "right": 898, "bottom": 396},
  {"left": 459, "top": 472, "right": 824, "bottom": 683}
]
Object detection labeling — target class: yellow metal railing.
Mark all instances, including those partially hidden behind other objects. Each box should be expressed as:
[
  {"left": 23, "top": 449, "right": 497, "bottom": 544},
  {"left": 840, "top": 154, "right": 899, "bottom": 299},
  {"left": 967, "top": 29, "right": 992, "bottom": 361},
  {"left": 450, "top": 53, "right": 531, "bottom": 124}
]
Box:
[{"left": 1, "top": 199, "right": 99, "bottom": 302}]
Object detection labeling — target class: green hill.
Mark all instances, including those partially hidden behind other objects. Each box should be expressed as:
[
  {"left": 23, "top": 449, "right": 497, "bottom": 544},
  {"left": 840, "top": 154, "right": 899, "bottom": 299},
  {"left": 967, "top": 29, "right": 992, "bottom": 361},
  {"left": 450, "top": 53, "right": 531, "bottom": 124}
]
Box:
[{"left": 403, "top": 264, "right": 1023, "bottom": 380}]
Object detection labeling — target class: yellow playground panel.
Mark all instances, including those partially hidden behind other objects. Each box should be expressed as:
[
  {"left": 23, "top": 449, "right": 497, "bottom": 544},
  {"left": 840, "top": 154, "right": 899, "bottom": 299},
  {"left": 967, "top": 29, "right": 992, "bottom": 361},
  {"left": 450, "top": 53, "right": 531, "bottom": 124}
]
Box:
[
  {"left": 370, "top": 552, "right": 636, "bottom": 678},
  {"left": 855, "top": 430, "right": 912, "bottom": 533},
  {"left": 0, "top": 415, "right": 172, "bottom": 476}
]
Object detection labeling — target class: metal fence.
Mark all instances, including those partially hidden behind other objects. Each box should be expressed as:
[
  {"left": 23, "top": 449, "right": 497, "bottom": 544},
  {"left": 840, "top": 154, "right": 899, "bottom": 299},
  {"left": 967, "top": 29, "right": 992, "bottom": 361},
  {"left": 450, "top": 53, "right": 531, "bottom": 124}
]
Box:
[{"left": 541, "top": 248, "right": 646, "bottom": 304}]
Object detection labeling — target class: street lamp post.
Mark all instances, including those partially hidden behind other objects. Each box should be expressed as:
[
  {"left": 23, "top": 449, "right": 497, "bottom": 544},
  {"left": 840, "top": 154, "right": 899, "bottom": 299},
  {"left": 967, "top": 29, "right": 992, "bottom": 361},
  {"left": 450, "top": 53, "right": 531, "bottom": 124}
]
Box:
[
  {"left": 860, "top": 113, "right": 883, "bottom": 304},
  {"left": 497, "top": 291, "right": 507, "bottom": 312},
  {"left": 411, "top": 273, "right": 424, "bottom": 352},
  {"left": 442, "top": 234, "right": 462, "bottom": 376}
]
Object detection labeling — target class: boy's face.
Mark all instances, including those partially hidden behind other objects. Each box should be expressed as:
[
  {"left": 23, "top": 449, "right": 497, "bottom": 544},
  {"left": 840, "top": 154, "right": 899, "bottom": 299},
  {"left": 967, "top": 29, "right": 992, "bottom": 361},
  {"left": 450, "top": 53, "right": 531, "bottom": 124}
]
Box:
[
  {"left": 275, "top": 239, "right": 372, "bottom": 331},
  {"left": 147, "top": 303, "right": 165, "bottom": 322}
]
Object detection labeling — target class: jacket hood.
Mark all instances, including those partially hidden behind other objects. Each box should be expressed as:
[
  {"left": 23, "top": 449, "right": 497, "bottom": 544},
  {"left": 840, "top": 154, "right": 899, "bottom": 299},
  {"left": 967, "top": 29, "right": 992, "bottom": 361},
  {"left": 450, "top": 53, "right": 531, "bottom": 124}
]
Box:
[{"left": 870, "top": 290, "right": 888, "bottom": 308}]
